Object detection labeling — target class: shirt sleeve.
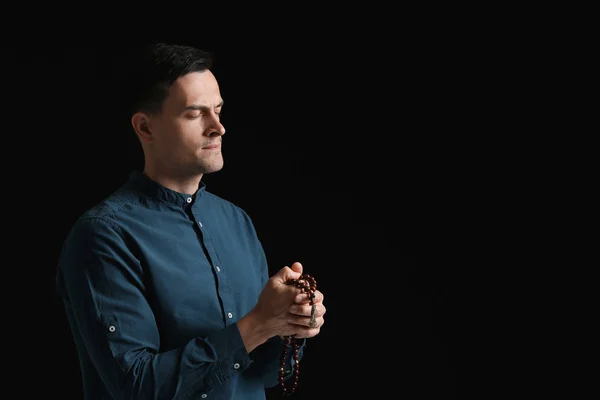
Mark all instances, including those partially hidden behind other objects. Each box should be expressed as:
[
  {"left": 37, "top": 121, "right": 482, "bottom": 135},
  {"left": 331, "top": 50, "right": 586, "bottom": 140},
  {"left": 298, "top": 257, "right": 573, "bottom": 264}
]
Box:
[{"left": 57, "top": 216, "right": 253, "bottom": 399}]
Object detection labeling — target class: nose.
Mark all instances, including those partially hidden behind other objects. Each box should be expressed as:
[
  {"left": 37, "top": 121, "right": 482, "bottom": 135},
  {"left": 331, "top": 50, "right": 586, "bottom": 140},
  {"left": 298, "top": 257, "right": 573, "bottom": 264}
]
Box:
[{"left": 207, "top": 112, "right": 225, "bottom": 137}]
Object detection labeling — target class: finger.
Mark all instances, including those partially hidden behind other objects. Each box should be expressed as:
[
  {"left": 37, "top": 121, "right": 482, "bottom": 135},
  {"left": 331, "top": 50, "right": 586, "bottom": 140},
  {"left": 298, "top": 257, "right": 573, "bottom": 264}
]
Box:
[
  {"left": 295, "top": 290, "right": 323, "bottom": 304},
  {"left": 289, "top": 304, "right": 326, "bottom": 318},
  {"left": 287, "top": 317, "right": 323, "bottom": 339},
  {"left": 288, "top": 316, "right": 323, "bottom": 331}
]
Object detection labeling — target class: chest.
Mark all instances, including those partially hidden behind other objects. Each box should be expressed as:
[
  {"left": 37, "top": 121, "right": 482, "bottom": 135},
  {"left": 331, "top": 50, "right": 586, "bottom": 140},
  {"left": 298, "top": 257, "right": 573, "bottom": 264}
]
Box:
[{"left": 132, "top": 215, "right": 264, "bottom": 347}]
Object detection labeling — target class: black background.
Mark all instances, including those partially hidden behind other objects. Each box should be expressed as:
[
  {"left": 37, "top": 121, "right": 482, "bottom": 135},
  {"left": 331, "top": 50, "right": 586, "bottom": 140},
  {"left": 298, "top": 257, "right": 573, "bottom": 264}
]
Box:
[{"left": 6, "top": 40, "right": 454, "bottom": 399}]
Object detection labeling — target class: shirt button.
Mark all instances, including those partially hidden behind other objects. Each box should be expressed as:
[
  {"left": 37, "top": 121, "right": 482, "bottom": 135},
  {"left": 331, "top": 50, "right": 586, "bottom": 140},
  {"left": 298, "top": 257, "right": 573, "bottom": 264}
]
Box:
[
  {"left": 216, "top": 266, "right": 221, "bottom": 272},
  {"left": 233, "top": 363, "right": 240, "bottom": 369},
  {"left": 186, "top": 197, "right": 192, "bottom": 203},
  {"left": 198, "top": 221, "right": 203, "bottom": 228},
  {"left": 227, "top": 312, "right": 233, "bottom": 319},
  {"left": 201, "top": 394, "right": 207, "bottom": 398},
  {"left": 108, "top": 325, "right": 116, "bottom": 332}
]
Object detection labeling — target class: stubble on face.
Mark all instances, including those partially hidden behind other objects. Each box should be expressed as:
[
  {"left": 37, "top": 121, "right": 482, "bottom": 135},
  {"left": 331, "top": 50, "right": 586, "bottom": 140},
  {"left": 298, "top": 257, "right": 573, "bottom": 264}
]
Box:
[{"left": 165, "top": 70, "right": 226, "bottom": 176}]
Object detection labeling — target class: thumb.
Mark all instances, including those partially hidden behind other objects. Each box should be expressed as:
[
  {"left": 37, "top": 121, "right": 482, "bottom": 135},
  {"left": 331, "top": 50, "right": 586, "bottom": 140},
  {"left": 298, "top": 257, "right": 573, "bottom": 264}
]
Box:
[
  {"left": 290, "top": 262, "right": 303, "bottom": 275},
  {"left": 276, "top": 265, "right": 302, "bottom": 282}
]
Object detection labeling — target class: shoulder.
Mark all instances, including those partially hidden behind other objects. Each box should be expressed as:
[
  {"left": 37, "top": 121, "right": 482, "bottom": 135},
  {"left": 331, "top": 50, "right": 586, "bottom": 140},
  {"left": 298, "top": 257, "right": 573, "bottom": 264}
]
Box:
[{"left": 63, "top": 188, "right": 133, "bottom": 249}]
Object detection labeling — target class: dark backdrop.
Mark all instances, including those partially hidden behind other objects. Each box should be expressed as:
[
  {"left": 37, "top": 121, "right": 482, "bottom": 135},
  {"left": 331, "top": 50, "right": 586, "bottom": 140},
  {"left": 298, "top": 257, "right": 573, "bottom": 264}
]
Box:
[{"left": 6, "top": 41, "right": 453, "bottom": 399}]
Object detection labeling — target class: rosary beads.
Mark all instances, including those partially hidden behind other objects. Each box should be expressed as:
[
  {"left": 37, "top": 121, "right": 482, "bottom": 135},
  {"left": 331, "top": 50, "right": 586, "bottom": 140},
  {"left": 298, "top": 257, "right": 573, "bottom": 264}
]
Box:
[{"left": 279, "top": 274, "right": 317, "bottom": 395}]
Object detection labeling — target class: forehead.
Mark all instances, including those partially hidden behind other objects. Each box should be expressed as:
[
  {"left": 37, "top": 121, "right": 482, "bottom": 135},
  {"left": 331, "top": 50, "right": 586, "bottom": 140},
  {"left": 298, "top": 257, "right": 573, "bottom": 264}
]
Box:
[{"left": 166, "top": 70, "right": 222, "bottom": 108}]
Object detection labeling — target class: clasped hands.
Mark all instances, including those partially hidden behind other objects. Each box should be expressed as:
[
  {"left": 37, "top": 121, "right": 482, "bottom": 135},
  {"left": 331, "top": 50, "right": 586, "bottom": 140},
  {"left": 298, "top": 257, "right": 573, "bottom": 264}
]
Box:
[
  {"left": 254, "top": 262, "right": 326, "bottom": 340},
  {"left": 286, "top": 262, "right": 326, "bottom": 338}
]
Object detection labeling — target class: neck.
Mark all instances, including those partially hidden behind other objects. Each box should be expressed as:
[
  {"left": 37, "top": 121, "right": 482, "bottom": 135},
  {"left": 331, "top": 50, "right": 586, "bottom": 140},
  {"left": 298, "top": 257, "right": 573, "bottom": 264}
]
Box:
[{"left": 142, "top": 165, "right": 203, "bottom": 196}]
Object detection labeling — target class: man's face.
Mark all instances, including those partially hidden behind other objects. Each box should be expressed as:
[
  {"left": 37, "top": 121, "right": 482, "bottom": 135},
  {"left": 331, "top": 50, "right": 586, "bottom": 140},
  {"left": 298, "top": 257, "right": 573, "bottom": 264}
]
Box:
[{"left": 146, "top": 70, "right": 225, "bottom": 176}]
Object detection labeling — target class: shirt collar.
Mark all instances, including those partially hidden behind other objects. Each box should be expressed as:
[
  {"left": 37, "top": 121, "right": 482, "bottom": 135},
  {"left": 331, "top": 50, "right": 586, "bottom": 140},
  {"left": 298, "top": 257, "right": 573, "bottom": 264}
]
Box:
[{"left": 126, "top": 170, "right": 206, "bottom": 208}]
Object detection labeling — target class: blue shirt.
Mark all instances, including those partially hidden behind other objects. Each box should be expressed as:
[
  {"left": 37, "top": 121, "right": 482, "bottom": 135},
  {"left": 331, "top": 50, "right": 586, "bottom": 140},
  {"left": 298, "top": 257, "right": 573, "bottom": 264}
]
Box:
[{"left": 55, "top": 171, "right": 305, "bottom": 399}]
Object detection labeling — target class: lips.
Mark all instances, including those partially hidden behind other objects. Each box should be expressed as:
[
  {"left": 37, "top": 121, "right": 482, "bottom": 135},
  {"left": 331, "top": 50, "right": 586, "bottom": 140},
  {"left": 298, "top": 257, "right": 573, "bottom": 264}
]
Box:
[{"left": 202, "top": 143, "right": 221, "bottom": 149}]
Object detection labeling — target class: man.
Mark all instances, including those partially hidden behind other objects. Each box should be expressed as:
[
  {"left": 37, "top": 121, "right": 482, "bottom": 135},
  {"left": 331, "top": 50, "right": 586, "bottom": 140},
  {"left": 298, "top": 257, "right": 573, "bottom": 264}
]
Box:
[{"left": 55, "top": 42, "right": 326, "bottom": 399}]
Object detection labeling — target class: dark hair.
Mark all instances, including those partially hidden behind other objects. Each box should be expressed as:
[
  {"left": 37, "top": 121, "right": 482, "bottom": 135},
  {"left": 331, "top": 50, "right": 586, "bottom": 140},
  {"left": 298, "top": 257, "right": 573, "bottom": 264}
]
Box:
[{"left": 122, "top": 41, "right": 214, "bottom": 116}]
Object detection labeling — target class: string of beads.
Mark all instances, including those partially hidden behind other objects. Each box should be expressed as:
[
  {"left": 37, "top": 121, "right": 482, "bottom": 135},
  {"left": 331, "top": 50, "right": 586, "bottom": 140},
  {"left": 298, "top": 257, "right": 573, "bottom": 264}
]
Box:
[{"left": 279, "top": 274, "right": 317, "bottom": 395}]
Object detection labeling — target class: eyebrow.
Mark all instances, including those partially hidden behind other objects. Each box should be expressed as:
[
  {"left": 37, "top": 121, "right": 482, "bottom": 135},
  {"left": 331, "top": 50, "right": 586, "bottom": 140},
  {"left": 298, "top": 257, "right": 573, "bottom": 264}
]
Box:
[{"left": 184, "top": 100, "right": 224, "bottom": 111}]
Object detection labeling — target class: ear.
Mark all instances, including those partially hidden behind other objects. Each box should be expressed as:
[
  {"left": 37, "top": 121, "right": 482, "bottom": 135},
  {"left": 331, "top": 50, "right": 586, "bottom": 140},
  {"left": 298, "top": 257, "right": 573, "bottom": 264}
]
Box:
[{"left": 131, "top": 112, "right": 154, "bottom": 143}]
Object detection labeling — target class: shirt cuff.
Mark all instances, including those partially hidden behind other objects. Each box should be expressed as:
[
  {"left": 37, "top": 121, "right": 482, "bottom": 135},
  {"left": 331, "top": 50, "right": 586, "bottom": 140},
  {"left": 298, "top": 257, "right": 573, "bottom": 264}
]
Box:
[{"left": 204, "top": 324, "right": 254, "bottom": 385}]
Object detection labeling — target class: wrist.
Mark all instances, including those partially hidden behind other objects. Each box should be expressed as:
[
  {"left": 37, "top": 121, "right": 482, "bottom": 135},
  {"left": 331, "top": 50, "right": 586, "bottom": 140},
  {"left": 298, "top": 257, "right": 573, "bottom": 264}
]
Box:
[{"left": 237, "top": 311, "right": 269, "bottom": 353}]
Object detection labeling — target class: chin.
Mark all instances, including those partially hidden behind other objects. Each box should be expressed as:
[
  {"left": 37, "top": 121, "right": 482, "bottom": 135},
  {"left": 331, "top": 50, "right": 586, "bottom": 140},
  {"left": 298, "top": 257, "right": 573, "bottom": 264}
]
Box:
[{"left": 202, "top": 162, "right": 224, "bottom": 175}]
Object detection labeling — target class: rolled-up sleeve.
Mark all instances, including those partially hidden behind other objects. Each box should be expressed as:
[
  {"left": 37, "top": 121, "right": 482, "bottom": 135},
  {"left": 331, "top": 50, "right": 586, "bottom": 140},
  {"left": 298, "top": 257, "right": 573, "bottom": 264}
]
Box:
[{"left": 58, "top": 216, "right": 252, "bottom": 399}]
